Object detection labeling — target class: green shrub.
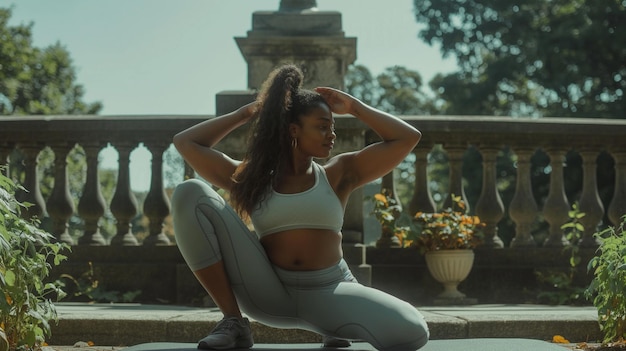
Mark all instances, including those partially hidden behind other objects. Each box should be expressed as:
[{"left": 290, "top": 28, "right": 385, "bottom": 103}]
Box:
[
  {"left": 586, "top": 214, "right": 626, "bottom": 343},
  {"left": 536, "top": 203, "right": 587, "bottom": 305},
  {"left": 0, "top": 168, "right": 69, "bottom": 350}
]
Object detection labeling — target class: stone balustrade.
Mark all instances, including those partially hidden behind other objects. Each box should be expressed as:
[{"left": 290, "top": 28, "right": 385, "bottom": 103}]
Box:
[{"left": 1, "top": 115, "right": 625, "bottom": 250}]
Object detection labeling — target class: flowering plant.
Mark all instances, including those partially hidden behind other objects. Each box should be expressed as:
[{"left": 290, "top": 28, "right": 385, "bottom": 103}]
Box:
[
  {"left": 407, "top": 195, "right": 484, "bottom": 254},
  {"left": 371, "top": 190, "right": 411, "bottom": 247},
  {"left": 371, "top": 192, "right": 484, "bottom": 252}
]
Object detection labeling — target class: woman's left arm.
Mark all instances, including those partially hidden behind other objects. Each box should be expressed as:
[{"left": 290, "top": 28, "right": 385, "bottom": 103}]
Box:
[{"left": 316, "top": 87, "right": 422, "bottom": 192}]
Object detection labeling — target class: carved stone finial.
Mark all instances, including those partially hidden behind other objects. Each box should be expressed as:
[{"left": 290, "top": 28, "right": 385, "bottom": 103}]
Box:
[{"left": 279, "top": 0, "right": 317, "bottom": 12}]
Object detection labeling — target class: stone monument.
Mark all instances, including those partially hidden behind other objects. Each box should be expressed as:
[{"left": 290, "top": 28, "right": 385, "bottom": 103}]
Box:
[
  {"left": 215, "top": 1, "right": 368, "bottom": 284},
  {"left": 217, "top": 0, "right": 357, "bottom": 113},
  {"left": 236, "top": 0, "right": 356, "bottom": 91}
]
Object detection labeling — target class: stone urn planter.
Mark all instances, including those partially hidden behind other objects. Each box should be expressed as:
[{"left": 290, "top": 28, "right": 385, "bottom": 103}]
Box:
[
  {"left": 424, "top": 249, "right": 475, "bottom": 299},
  {"left": 0, "top": 327, "right": 8, "bottom": 351}
]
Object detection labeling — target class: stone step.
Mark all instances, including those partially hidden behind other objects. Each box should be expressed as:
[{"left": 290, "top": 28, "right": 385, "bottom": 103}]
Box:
[{"left": 47, "top": 303, "right": 602, "bottom": 347}]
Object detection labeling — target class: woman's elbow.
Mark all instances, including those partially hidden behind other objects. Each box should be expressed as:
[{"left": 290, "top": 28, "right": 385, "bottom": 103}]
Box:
[
  {"left": 412, "top": 129, "right": 422, "bottom": 145},
  {"left": 407, "top": 128, "right": 422, "bottom": 149},
  {"left": 172, "top": 132, "right": 187, "bottom": 153}
]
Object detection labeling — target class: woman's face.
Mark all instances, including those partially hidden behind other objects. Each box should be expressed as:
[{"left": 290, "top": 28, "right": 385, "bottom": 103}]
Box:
[{"left": 291, "top": 102, "right": 336, "bottom": 159}]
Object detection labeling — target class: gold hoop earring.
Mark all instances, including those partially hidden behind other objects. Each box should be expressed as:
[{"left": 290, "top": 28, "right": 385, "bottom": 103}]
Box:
[{"left": 291, "top": 138, "right": 298, "bottom": 149}]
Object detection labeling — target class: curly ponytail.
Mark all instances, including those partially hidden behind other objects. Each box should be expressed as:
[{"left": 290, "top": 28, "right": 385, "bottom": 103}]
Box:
[{"left": 230, "top": 64, "right": 305, "bottom": 216}]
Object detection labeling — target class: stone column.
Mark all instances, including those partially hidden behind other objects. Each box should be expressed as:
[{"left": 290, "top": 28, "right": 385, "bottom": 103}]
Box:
[
  {"left": 474, "top": 145, "right": 505, "bottom": 248},
  {"left": 77, "top": 142, "right": 107, "bottom": 245},
  {"left": 409, "top": 144, "right": 436, "bottom": 215},
  {"left": 15, "top": 143, "right": 47, "bottom": 220},
  {"left": 110, "top": 142, "right": 139, "bottom": 246},
  {"left": 543, "top": 148, "right": 570, "bottom": 247},
  {"left": 46, "top": 143, "right": 75, "bottom": 245},
  {"left": 578, "top": 149, "right": 603, "bottom": 247},
  {"left": 143, "top": 141, "right": 171, "bottom": 246},
  {"left": 509, "top": 147, "right": 538, "bottom": 247},
  {"left": 0, "top": 143, "right": 11, "bottom": 175},
  {"left": 608, "top": 150, "right": 626, "bottom": 226},
  {"left": 231, "top": 1, "right": 368, "bottom": 283},
  {"left": 443, "top": 143, "right": 469, "bottom": 211}
]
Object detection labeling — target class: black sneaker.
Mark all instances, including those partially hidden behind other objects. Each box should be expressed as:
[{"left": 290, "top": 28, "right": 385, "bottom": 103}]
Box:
[
  {"left": 322, "top": 335, "right": 352, "bottom": 348},
  {"left": 198, "top": 317, "right": 254, "bottom": 350}
]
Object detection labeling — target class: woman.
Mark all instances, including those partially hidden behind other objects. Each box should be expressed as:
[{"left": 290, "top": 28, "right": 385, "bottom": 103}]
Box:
[{"left": 172, "top": 64, "right": 429, "bottom": 351}]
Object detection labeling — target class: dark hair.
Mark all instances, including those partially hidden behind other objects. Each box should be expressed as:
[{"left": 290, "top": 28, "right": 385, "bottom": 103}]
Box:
[{"left": 230, "top": 64, "right": 328, "bottom": 216}]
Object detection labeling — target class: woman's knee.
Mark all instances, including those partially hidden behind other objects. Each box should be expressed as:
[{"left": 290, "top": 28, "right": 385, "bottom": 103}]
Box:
[
  {"left": 386, "top": 312, "right": 429, "bottom": 351},
  {"left": 363, "top": 305, "right": 428, "bottom": 351},
  {"left": 407, "top": 317, "right": 429, "bottom": 350},
  {"left": 172, "top": 179, "right": 211, "bottom": 209}
]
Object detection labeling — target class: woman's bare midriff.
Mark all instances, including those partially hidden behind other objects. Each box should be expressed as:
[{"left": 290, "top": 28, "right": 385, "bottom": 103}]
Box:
[{"left": 260, "top": 229, "right": 344, "bottom": 271}]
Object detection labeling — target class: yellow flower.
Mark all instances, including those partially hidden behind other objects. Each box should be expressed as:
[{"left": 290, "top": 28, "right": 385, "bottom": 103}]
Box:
[
  {"left": 552, "top": 335, "right": 570, "bottom": 344},
  {"left": 374, "top": 193, "right": 388, "bottom": 205}
]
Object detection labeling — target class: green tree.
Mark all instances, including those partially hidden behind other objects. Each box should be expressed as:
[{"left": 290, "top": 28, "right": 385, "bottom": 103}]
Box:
[
  {"left": 410, "top": 0, "right": 623, "bottom": 244},
  {"left": 0, "top": 7, "right": 102, "bottom": 115},
  {"left": 345, "top": 64, "right": 437, "bottom": 115},
  {"left": 413, "top": 0, "right": 626, "bottom": 118}
]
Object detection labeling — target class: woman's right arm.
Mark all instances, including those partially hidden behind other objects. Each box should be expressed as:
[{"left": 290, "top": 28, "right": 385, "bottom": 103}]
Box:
[{"left": 173, "top": 102, "right": 257, "bottom": 191}]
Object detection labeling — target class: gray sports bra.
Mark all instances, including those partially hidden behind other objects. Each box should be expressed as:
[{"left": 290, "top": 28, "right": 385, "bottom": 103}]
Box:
[{"left": 250, "top": 162, "right": 344, "bottom": 238}]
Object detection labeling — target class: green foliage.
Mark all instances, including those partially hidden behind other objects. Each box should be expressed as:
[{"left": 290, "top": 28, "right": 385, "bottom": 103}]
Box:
[
  {"left": 56, "top": 262, "right": 141, "bottom": 304},
  {"left": 369, "top": 190, "right": 411, "bottom": 248},
  {"left": 586, "top": 214, "right": 626, "bottom": 343},
  {"left": 536, "top": 203, "right": 587, "bottom": 305},
  {"left": 370, "top": 192, "right": 484, "bottom": 253},
  {"left": 345, "top": 64, "right": 437, "bottom": 115},
  {"left": 0, "top": 167, "right": 69, "bottom": 350},
  {"left": 413, "top": 0, "right": 626, "bottom": 118},
  {"left": 407, "top": 194, "right": 484, "bottom": 253},
  {"left": 0, "top": 7, "right": 102, "bottom": 115}
]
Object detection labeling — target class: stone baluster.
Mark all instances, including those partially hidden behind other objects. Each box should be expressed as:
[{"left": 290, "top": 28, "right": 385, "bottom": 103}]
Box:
[
  {"left": 474, "top": 145, "right": 505, "bottom": 248},
  {"left": 142, "top": 141, "right": 171, "bottom": 245},
  {"left": 0, "top": 143, "right": 11, "bottom": 175},
  {"left": 110, "top": 142, "right": 139, "bottom": 246},
  {"left": 509, "top": 147, "right": 538, "bottom": 247},
  {"left": 358, "top": 130, "right": 388, "bottom": 248},
  {"left": 542, "top": 148, "right": 571, "bottom": 247},
  {"left": 607, "top": 150, "right": 626, "bottom": 226},
  {"left": 577, "top": 149, "right": 603, "bottom": 247},
  {"left": 184, "top": 162, "right": 195, "bottom": 180},
  {"left": 375, "top": 169, "right": 402, "bottom": 248},
  {"left": 443, "top": 143, "right": 469, "bottom": 210},
  {"left": 381, "top": 169, "right": 398, "bottom": 201},
  {"left": 77, "top": 142, "right": 107, "bottom": 245},
  {"left": 15, "top": 143, "right": 47, "bottom": 220},
  {"left": 362, "top": 130, "right": 394, "bottom": 248},
  {"left": 409, "top": 145, "right": 436, "bottom": 215},
  {"left": 46, "top": 143, "right": 75, "bottom": 245}
]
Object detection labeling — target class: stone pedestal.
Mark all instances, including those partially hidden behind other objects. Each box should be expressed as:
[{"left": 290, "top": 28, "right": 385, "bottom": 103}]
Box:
[
  {"left": 235, "top": 6, "right": 356, "bottom": 90},
  {"left": 215, "top": 90, "right": 256, "bottom": 116},
  {"left": 221, "top": 1, "right": 367, "bottom": 284}
]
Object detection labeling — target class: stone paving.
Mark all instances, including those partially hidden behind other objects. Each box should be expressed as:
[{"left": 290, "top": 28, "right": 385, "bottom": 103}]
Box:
[{"left": 45, "top": 303, "right": 601, "bottom": 351}]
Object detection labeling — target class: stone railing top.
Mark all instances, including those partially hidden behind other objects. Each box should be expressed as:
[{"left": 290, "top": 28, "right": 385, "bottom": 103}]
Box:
[{"left": 2, "top": 114, "right": 625, "bottom": 150}]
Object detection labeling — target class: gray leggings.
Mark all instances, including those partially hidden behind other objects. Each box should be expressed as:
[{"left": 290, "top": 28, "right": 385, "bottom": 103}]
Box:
[{"left": 171, "top": 179, "right": 429, "bottom": 351}]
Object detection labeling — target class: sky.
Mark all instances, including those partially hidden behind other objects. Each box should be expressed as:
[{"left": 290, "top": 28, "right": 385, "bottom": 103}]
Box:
[
  {"left": 4, "top": 0, "right": 457, "bottom": 115},
  {"left": 3, "top": 0, "right": 457, "bottom": 190}
]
